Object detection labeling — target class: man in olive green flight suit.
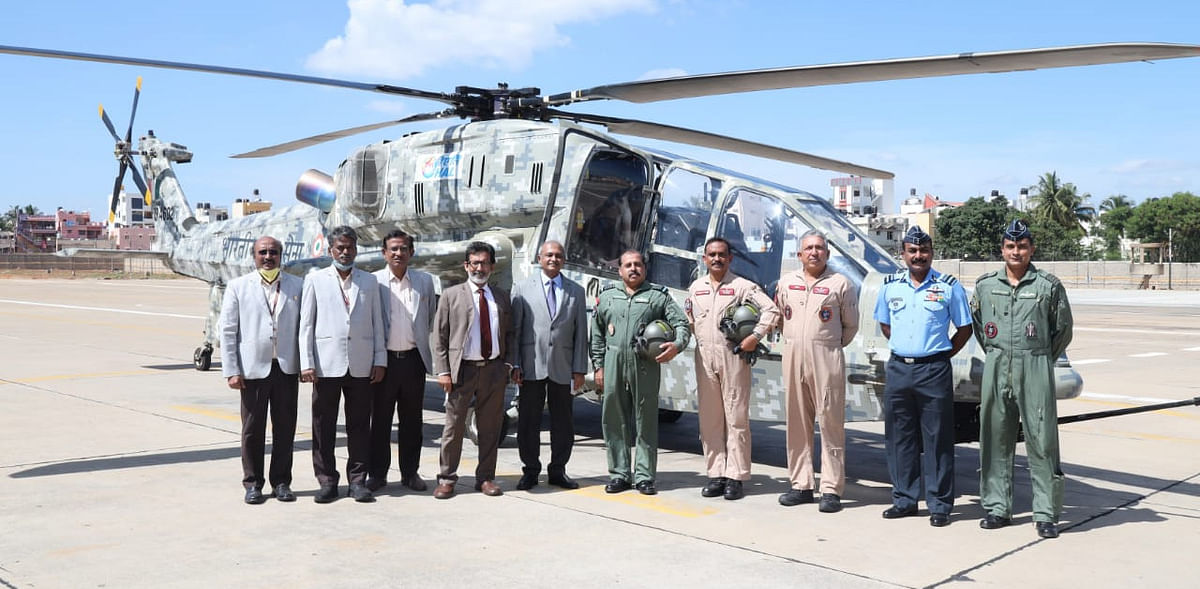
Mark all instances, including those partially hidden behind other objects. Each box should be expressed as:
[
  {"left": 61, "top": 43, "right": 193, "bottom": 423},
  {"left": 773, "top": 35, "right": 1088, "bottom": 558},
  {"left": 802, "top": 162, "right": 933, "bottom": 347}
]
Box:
[
  {"left": 590, "top": 250, "right": 691, "bottom": 496},
  {"left": 970, "top": 220, "right": 1073, "bottom": 540}
]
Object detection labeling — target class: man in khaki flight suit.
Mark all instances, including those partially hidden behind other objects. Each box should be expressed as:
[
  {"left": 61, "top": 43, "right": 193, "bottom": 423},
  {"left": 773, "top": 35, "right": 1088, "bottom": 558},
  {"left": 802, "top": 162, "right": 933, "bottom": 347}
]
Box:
[
  {"left": 686, "top": 237, "right": 779, "bottom": 500},
  {"left": 775, "top": 229, "right": 859, "bottom": 513}
]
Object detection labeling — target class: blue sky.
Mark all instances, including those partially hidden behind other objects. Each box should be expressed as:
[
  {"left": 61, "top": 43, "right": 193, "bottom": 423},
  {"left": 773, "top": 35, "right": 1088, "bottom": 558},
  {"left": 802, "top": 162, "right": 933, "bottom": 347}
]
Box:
[{"left": 1, "top": 0, "right": 1198, "bottom": 217}]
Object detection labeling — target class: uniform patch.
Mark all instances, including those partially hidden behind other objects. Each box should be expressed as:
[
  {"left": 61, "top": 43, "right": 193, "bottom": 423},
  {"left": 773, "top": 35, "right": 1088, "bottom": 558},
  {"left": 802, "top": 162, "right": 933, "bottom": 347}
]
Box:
[
  {"left": 819, "top": 306, "right": 832, "bottom": 322},
  {"left": 684, "top": 299, "right": 693, "bottom": 317},
  {"left": 695, "top": 289, "right": 711, "bottom": 296},
  {"left": 718, "top": 287, "right": 735, "bottom": 296},
  {"left": 924, "top": 292, "right": 945, "bottom": 303},
  {"left": 784, "top": 305, "right": 792, "bottom": 320},
  {"left": 984, "top": 322, "right": 998, "bottom": 339},
  {"left": 1025, "top": 322, "right": 1037, "bottom": 338},
  {"left": 608, "top": 323, "right": 615, "bottom": 336},
  {"left": 888, "top": 297, "right": 904, "bottom": 311},
  {"left": 813, "top": 286, "right": 830, "bottom": 295},
  {"left": 789, "top": 284, "right": 805, "bottom": 291}
]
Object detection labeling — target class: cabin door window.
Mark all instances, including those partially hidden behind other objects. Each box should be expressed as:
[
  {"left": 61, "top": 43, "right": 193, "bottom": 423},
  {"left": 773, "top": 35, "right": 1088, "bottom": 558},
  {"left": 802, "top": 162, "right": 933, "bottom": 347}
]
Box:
[
  {"left": 714, "top": 188, "right": 785, "bottom": 299},
  {"left": 563, "top": 148, "right": 650, "bottom": 273},
  {"left": 646, "top": 167, "right": 720, "bottom": 290}
]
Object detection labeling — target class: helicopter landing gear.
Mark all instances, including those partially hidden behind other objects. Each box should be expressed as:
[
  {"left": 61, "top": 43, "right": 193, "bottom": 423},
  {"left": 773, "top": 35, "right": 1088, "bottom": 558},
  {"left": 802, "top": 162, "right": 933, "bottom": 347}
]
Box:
[{"left": 194, "top": 344, "right": 213, "bottom": 371}]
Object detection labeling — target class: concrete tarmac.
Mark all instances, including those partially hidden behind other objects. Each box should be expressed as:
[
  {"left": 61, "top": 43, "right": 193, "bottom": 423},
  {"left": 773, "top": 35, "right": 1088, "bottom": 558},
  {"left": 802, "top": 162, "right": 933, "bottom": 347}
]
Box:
[{"left": 1, "top": 279, "right": 1197, "bottom": 588}]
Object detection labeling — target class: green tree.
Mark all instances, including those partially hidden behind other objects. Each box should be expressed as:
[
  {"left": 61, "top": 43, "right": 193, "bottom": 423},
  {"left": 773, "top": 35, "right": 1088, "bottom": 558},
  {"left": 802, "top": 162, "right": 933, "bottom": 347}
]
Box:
[
  {"left": 935, "top": 196, "right": 1020, "bottom": 260},
  {"left": 1097, "top": 194, "right": 1134, "bottom": 259},
  {"left": 1126, "top": 192, "right": 1200, "bottom": 262},
  {"left": 1, "top": 204, "right": 43, "bottom": 232},
  {"left": 1030, "top": 171, "right": 1089, "bottom": 232}
]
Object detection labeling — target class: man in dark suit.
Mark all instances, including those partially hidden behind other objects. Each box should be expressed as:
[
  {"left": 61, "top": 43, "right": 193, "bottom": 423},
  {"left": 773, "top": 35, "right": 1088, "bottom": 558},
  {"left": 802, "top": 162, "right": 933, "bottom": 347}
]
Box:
[
  {"left": 511, "top": 240, "right": 587, "bottom": 490},
  {"left": 299, "top": 225, "right": 386, "bottom": 504},
  {"left": 219, "top": 235, "right": 303, "bottom": 504},
  {"left": 432, "top": 241, "right": 515, "bottom": 499},
  {"left": 367, "top": 229, "right": 437, "bottom": 493}
]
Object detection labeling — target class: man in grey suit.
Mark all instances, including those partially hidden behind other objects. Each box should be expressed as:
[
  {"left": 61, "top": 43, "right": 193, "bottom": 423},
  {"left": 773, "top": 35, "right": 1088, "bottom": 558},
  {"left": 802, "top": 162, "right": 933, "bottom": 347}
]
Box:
[
  {"left": 299, "top": 226, "right": 387, "bottom": 504},
  {"left": 432, "top": 241, "right": 515, "bottom": 499},
  {"left": 220, "top": 236, "right": 303, "bottom": 505},
  {"left": 511, "top": 240, "right": 587, "bottom": 490},
  {"left": 367, "top": 229, "right": 436, "bottom": 493}
]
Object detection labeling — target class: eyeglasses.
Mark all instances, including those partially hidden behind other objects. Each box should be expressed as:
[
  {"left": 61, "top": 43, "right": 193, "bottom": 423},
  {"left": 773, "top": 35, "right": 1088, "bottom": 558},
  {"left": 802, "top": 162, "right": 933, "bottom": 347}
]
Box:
[
  {"left": 257, "top": 249, "right": 280, "bottom": 256},
  {"left": 465, "top": 260, "right": 492, "bottom": 268}
]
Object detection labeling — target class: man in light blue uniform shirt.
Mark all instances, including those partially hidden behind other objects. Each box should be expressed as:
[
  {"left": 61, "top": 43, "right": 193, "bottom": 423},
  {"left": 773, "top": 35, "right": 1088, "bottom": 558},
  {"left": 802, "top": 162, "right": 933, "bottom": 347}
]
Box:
[{"left": 873, "top": 225, "right": 972, "bottom": 527}]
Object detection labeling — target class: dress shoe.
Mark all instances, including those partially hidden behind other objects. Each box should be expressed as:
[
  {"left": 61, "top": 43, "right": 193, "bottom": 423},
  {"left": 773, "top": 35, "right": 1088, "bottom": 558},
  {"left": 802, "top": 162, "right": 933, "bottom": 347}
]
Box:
[
  {"left": 548, "top": 473, "right": 579, "bottom": 490},
  {"left": 723, "top": 479, "right": 744, "bottom": 501},
  {"left": 701, "top": 477, "right": 727, "bottom": 498},
  {"left": 929, "top": 513, "right": 950, "bottom": 527},
  {"left": 348, "top": 483, "right": 376, "bottom": 503},
  {"left": 244, "top": 487, "right": 266, "bottom": 505},
  {"left": 365, "top": 478, "right": 386, "bottom": 492},
  {"left": 635, "top": 480, "right": 657, "bottom": 495},
  {"left": 881, "top": 505, "right": 918, "bottom": 519},
  {"left": 271, "top": 484, "right": 296, "bottom": 502},
  {"left": 1036, "top": 522, "right": 1059, "bottom": 539},
  {"left": 401, "top": 474, "right": 428, "bottom": 492},
  {"left": 778, "top": 489, "right": 815, "bottom": 507},
  {"left": 979, "top": 514, "right": 1011, "bottom": 529},
  {"left": 476, "top": 480, "right": 503, "bottom": 496},
  {"left": 517, "top": 473, "right": 538, "bottom": 490},
  {"left": 605, "top": 478, "right": 632, "bottom": 494},
  {"left": 314, "top": 484, "right": 339, "bottom": 504},
  {"left": 818, "top": 493, "right": 842, "bottom": 513},
  {"left": 433, "top": 482, "right": 456, "bottom": 499}
]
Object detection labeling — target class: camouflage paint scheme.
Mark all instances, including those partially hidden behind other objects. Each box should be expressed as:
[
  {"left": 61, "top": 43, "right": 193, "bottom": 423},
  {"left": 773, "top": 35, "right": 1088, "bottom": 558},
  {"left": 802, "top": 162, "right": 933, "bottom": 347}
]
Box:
[{"left": 138, "top": 118, "right": 1082, "bottom": 423}]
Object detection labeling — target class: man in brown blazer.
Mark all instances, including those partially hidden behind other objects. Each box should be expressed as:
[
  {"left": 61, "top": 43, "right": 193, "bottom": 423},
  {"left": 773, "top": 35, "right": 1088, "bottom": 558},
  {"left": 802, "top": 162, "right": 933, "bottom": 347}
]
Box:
[{"left": 432, "top": 241, "right": 515, "bottom": 499}]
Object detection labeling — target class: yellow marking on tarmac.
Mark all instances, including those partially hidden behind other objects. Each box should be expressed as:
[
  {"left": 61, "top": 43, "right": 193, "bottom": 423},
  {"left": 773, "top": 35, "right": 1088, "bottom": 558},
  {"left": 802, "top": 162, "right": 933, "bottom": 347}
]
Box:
[
  {"left": 14, "top": 369, "right": 159, "bottom": 383},
  {"left": 574, "top": 483, "right": 719, "bottom": 518},
  {"left": 172, "top": 405, "right": 240, "bottom": 422}
]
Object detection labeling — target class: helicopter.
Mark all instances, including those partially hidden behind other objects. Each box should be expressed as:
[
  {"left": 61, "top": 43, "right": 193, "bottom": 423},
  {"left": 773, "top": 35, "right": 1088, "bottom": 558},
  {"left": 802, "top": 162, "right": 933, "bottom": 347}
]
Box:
[{"left": 2, "top": 41, "right": 1198, "bottom": 441}]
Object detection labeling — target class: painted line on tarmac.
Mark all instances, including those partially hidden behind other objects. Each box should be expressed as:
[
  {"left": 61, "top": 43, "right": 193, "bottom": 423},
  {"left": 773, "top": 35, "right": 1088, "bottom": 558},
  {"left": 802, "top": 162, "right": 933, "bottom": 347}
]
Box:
[
  {"left": 1071, "top": 358, "right": 1111, "bottom": 366},
  {"left": 1184, "top": 346, "right": 1200, "bottom": 352},
  {"left": 1074, "top": 326, "right": 1200, "bottom": 336},
  {"left": 1128, "top": 352, "right": 1168, "bottom": 358},
  {"left": 13, "top": 369, "right": 160, "bottom": 383},
  {"left": 0, "top": 298, "right": 204, "bottom": 319},
  {"left": 1081, "top": 392, "right": 1181, "bottom": 404}
]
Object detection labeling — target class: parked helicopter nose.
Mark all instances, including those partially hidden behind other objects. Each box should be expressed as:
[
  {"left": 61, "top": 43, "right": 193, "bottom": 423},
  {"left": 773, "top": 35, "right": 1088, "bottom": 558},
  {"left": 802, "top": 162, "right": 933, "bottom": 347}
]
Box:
[{"left": 296, "top": 168, "right": 335, "bottom": 212}]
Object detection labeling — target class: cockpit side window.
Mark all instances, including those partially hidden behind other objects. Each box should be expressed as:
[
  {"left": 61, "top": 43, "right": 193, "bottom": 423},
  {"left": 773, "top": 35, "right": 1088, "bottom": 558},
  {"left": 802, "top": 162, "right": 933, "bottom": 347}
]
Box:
[
  {"left": 647, "top": 167, "right": 720, "bottom": 289},
  {"left": 566, "top": 150, "right": 649, "bottom": 272},
  {"left": 343, "top": 145, "right": 386, "bottom": 216},
  {"left": 715, "top": 188, "right": 784, "bottom": 299}
]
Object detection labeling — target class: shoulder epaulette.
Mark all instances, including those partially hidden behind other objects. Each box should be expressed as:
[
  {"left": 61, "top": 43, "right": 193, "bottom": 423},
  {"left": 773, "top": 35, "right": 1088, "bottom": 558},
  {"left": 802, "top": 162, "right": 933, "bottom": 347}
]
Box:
[
  {"left": 600, "top": 284, "right": 617, "bottom": 292},
  {"left": 976, "top": 270, "right": 998, "bottom": 283},
  {"left": 935, "top": 273, "right": 959, "bottom": 286},
  {"left": 652, "top": 284, "right": 670, "bottom": 294},
  {"left": 883, "top": 270, "right": 905, "bottom": 285},
  {"left": 1040, "top": 271, "right": 1063, "bottom": 287}
]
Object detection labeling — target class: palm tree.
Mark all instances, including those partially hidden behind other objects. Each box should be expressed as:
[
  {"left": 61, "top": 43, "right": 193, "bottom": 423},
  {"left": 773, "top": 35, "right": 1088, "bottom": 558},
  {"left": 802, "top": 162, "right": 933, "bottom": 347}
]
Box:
[
  {"left": 1029, "top": 171, "right": 1087, "bottom": 232},
  {"left": 1100, "top": 194, "right": 1132, "bottom": 212}
]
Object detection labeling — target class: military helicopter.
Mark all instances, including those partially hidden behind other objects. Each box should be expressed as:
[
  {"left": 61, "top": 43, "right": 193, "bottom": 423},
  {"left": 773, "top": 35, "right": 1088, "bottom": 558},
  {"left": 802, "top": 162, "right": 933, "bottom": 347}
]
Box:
[{"left": 3, "top": 42, "right": 1199, "bottom": 441}]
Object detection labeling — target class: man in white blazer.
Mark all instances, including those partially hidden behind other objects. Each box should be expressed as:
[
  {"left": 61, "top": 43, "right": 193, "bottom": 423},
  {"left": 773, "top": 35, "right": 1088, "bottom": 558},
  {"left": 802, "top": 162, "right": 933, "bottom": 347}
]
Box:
[
  {"left": 220, "top": 236, "right": 303, "bottom": 505},
  {"left": 367, "top": 229, "right": 437, "bottom": 493},
  {"left": 510, "top": 240, "right": 588, "bottom": 490},
  {"left": 299, "top": 225, "right": 387, "bottom": 503}
]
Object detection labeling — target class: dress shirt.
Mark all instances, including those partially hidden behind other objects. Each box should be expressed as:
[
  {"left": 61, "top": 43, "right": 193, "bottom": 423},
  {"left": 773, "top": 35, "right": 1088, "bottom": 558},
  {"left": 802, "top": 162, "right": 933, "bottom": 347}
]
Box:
[
  {"left": 386, "top": 271, "right": 418, "bottom": 351},
  {"left": 542, "top": 271, "right": 561, "bottom": 319},
  {"left": 873, "top": 268, "right": 971, "bottom": 357},
  {"left": 464, "top": 284, "right": 500, "bottom": 361},
  {"left": 260, "top": 277, "right": 283, "bottom": 359}
]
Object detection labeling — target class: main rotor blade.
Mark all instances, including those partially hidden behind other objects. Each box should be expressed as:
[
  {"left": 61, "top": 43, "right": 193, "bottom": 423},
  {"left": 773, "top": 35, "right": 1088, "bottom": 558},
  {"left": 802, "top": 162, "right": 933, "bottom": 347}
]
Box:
[
  {"left": 0, "top": 44, "right": 456, "bottom": 105},
  {"left": 125, "top": 76, "right": 142, "bottom": 144},
  {"left": 548, "top": 109, "right": 893, "bottom": 179},
  {"left": 99, "top": 104, "right": 120, "bottom": 142},
  {"left": 231, "top": 110, "right": 457, "bottom": 158},
  {"left": 548, "top": 42, "right": 1200, "bottom": 105}
]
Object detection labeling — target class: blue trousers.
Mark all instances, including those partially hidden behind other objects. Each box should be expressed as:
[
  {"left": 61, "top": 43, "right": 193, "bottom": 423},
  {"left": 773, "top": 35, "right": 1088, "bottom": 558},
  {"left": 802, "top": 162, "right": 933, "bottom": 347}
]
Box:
[{"left": 884, "top": 357, "right": 955, "bottom": 514}]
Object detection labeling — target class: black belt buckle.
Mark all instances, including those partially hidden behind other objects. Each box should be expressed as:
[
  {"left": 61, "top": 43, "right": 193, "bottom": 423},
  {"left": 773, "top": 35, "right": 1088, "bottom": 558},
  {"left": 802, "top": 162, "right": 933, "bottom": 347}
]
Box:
[{"left": 389, "top": 349, "right": 414, "bottom": 359}]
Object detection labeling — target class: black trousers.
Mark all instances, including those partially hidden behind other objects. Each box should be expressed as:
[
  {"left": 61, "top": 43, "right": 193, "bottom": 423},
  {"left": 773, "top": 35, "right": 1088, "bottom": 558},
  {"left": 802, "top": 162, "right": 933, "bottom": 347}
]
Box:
[
  {"left": 517, "top": 378, "right": 575, "bottom": 476},
  {"left": 884, "top": 357, "right": 956, "bottom": 514},
  {"left": 240, "top": 361, "right": 298, "bottom": 490},
  {"left": 312, "top": 373, "right": 373, "bottom": 486},
  {"left": 369, "top": 351, "right": 427, "bottom": 482}
]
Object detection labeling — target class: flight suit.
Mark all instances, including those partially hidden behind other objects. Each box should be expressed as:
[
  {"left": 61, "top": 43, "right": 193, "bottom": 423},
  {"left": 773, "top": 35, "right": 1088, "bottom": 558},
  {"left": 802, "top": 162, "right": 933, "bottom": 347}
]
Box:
[
  {"left": 685, "top": 272, "right": 779, "bottom": 481},
  {"left": 970, "top": 265, "right": 1073, "bottom": 523},
  {"left": 590, "top": 283, "right": 691, "bottom": 484},
  {"left": 775, "top": 268, "right": 859, "bottom": 496}
]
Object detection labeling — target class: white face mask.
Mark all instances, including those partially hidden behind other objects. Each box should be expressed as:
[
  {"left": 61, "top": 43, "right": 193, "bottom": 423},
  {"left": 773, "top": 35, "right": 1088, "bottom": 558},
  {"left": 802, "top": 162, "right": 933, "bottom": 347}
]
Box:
[{"left": 332, "top": 260, "right": 355, "bottom": 272}]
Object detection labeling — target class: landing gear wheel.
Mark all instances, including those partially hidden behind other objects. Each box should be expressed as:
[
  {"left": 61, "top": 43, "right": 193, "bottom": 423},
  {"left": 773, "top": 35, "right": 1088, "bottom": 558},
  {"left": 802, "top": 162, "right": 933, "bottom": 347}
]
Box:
[
  {"left": 658, "top": 409, "right": 684, "bottom": 423},
  {"left": 194, "top": 345, "right": 213, "bottom": 371}
]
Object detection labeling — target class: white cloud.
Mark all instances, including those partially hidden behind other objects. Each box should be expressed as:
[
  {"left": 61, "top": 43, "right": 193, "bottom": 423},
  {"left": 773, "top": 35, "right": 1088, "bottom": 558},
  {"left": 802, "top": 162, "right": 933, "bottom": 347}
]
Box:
[
  {"left": 638, "top": 67, "right": 688, "bottom": 81},
  {"left": 306, "top": 0, "right": 657, "bottom": 79}
]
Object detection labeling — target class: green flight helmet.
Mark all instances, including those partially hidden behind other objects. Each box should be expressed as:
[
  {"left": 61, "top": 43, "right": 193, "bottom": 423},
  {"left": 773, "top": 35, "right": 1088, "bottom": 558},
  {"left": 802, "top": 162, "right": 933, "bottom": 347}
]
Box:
[
  {"left": 634, "top": 319, "right": 676, "bottom": 361},
  {"left": 720, "top": 301, "right": 761, "bottom": 343}
]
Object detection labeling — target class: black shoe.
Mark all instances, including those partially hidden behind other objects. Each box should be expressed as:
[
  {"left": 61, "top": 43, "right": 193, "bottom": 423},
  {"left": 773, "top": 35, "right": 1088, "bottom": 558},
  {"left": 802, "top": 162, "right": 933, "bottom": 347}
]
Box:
[
  {"left": 244, "top": 487, "right": 265, "bottom": 505},
  {"left": 881, "top": 505, "right": 918, "bottom": 519},
  {"left": 723, "top": 479, "right": 744, "bottom": 501},
  {"left": 271, "top": 484, "right": 296, "bottom": 502},
  {"left": 605, "top": 478, "right": 632, "bottom": 494},
  {"left": 818, "top": 493, "right": 842, "bottom": 513},
  {"left": 778, "top": 489, "right": 815, "bottom": 507},
  {"left": 314, "top": 484, "right": 338, "bottom": 504},
  {"left": 930, "top": 513, "right": 950, "bottom": 527},
  {"left": 517, "top": 473, "right": 538, "bottom": 490},
  {"left": 635, "top": 480, "right": 657, "bottom": 495},
  {"left": 548, "top": 474, "right": 580, "bottom": 490},
  {"left": 365, "top": 478, "right": 386, "bottom": 492},
  {"left": 401, "top": 474, "right": 428, "bottom": 492},
  {"left": 348, "top": 483, "right": 376, "bottom": 503},
  {"left": 701, "top": 478, "right": 727, "bottom": 498},
  {"left": 1036, "top": 522, "right": 1059, "bottom": 539},
  {"left": 979, "top": 514, "right": 1011, "bottom": 529}
]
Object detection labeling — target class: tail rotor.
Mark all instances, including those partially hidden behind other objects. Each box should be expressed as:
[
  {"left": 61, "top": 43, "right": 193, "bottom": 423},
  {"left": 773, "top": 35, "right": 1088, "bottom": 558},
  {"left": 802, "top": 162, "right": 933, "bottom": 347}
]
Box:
[{"left": 101, "top": 77, "right": 149, "bottom": 223}]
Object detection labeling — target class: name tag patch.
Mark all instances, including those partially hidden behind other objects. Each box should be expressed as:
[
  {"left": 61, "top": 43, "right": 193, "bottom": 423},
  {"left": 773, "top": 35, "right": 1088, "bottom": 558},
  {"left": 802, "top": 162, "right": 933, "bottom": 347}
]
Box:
[
  {"left": 789, "top": 284, "right": 805, "bottom": 291},
  {"left": 695, "top": 289, "right": 711, "bottom": 296},
  {"left": 718, "top": 287, "right": 735, "bottom": 296},
  {"left": 813, "top": 286, "right": 830, "bottom": 295}
]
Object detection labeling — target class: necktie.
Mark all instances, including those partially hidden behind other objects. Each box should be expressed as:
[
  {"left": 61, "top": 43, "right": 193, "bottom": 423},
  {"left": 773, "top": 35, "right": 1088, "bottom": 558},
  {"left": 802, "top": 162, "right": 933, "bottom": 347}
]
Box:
[
  {"left": 478, "top": 287, "right": 492, "bottom": 360},
  {"left": 546, "top": 279, "right": 557, "bottom": 320}
]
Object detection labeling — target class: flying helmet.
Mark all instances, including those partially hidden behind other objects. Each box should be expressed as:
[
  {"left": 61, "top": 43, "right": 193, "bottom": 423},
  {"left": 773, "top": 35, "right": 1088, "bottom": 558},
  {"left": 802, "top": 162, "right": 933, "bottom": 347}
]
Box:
[
  {"left": 634, "top": 320, "right": 676, "bottom": 361},
  {"left": 720, "top": 302, "right": 762, "bottom": 343}
]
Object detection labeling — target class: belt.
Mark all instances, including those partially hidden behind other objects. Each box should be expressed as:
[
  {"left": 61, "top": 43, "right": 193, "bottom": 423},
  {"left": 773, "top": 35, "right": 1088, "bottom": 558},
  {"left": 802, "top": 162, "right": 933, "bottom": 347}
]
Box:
[
  {"left": 462, "top": 358, "right": 498, "bottom": 367},
  {"left": 890, "top": 351, "right": 950, "bottom": 365},
  {"left": 388, "top": 348, "right": 417, "bottom": 359}
]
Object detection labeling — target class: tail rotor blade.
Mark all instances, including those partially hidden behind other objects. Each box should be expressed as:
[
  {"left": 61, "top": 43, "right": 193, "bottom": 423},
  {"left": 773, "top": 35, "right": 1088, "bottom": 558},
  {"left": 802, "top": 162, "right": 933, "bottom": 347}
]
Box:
[
  {"left": 126, "top": 158, "right": 148, "bottom": 196},
  {"left": 109, "top": 160, "right": 128, "bottom": 223},
  {"left": 99, "top": 104, "right": 120, "bottom": 142},
  {"left": 125, "top": 76, "right": 142, "bottom": 143}
]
